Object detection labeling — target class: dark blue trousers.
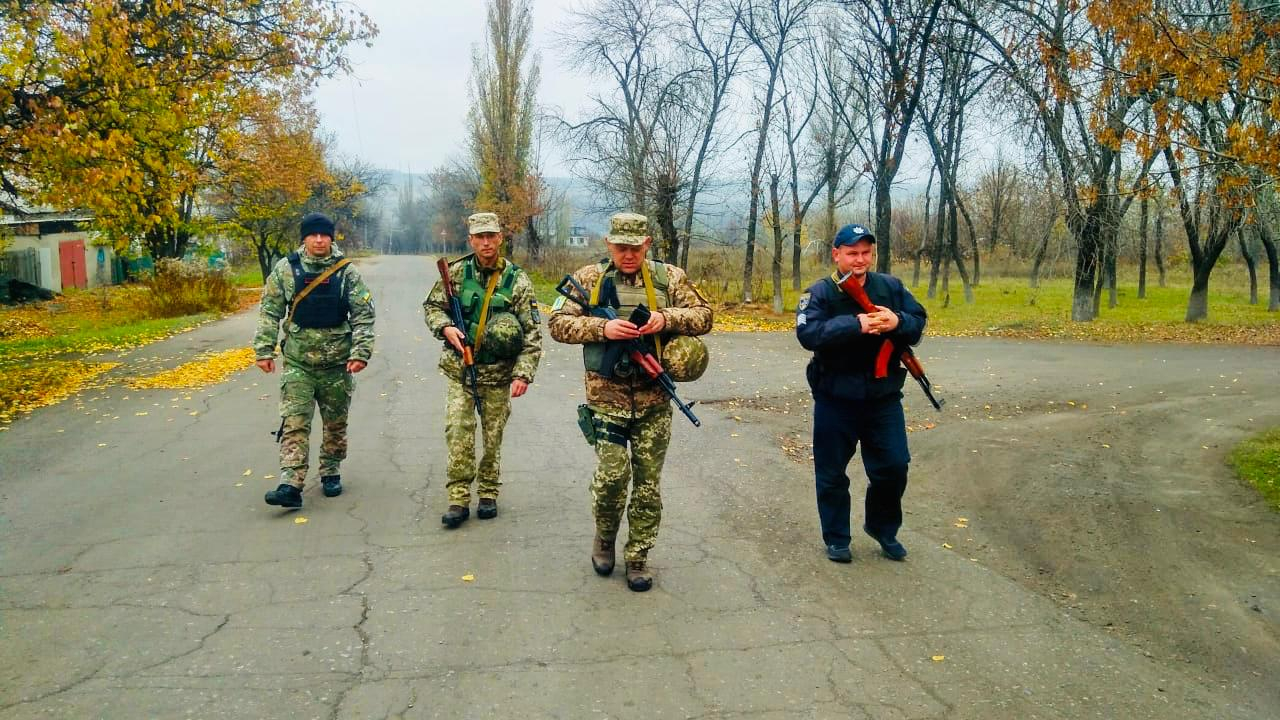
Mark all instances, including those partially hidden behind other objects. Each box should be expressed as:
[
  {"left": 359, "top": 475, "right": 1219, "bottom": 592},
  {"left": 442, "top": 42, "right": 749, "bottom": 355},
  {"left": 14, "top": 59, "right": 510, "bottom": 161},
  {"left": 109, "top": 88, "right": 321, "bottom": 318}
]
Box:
[{"left": 811, "top": 392, "right": 911, "bottom": 547}]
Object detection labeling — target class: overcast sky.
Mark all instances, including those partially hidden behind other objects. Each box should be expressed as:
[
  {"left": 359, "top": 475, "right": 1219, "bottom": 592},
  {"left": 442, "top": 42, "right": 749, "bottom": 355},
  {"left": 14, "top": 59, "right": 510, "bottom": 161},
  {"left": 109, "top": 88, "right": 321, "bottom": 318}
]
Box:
[{"left": 312, "top": 0, "right": 589, "bottom": 176}]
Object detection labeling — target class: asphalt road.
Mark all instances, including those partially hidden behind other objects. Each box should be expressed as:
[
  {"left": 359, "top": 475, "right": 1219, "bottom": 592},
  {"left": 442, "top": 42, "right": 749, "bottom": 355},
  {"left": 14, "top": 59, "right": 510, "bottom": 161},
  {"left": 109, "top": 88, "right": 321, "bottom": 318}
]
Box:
[{"left": 1, "top": 254, "right": 1277, "bottom": 719}]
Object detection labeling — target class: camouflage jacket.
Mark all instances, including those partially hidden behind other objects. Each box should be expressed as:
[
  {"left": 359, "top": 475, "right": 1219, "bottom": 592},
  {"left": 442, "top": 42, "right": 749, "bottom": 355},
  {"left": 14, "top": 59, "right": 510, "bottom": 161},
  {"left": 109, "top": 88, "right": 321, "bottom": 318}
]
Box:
[
  {"left": 253, "top": 247, "right": 375, "bottom": 368},
  {"left": 423, "top": 255, "right": 543, "bottom": 385},
  {"left": 549, "top": 261, "right": 713, "bottom": 412}
]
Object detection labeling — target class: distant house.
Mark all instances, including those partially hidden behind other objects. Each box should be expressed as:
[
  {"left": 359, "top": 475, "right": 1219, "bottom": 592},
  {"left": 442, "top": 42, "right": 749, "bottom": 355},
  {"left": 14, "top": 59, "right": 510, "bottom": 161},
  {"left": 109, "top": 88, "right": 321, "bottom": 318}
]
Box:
[
  {"left": 567, "top": 225, "right": 591, "bottom": 248},
  {"left": 0, "top": 207, "right": 114, "bottom": 291}
]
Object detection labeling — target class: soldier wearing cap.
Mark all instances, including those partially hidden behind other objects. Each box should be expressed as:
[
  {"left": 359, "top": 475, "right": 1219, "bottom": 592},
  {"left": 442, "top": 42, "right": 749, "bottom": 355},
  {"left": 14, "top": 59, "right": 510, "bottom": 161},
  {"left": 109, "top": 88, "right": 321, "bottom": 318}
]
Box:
[
  {"left": 795, "top": 223, "right": 928, "bottom": 564},
  {"left": 548, "top": 212, "right": 713, "bottom": 592},
  {"left": 255, "top": 212, "right": 376, "bottom": 510},
  {"left": 424, "top": 212, "right": 543, "bottom": 527}
]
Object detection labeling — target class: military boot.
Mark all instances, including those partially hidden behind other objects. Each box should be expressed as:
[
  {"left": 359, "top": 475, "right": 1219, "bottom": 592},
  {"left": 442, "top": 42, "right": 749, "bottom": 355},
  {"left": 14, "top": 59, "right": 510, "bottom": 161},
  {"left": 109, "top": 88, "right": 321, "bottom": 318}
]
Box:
[
  {"left": 264, "top": 483, "right": 302, "bottom": 509},
  {"left": 476, "top": 498, "right": 498, "bottom": 519},
  {"left": 321, "top": 475, "right": 342, "bottom": 497},
  {"left": 591, "top": 533, "right": 616, "bottom": 576},
  {"left": 625, "top": 560, "right": 653, "bottom": 592},
  {"left": 441, "top": 504, "right": 470, "bottom": 529}
]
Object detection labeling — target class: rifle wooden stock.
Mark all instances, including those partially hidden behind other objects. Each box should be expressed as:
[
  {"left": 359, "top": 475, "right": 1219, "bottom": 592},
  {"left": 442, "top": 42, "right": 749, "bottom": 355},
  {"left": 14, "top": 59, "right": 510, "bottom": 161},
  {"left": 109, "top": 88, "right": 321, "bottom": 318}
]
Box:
[{"left": 834, "top": 271, "right": 944, "bottom": 411}]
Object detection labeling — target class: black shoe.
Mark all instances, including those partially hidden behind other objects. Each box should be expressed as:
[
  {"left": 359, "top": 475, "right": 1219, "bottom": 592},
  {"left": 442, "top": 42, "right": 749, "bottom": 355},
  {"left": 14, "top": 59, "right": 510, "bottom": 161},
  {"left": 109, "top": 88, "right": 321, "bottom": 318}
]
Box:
[
  {"left": 826, "top": 544, "right": 853, "bottom": 563},
  {"left": 864, "top": 525, "right": 907, "bottom": 561},
  {"left": 321, "top": 475, "right": 343, "bottom": 497},
  {"left": 476, "top": 498, "right": 498, "bottom": 519},
  {"left": 442, "top": 505, "right": 470, "bottom": 528},
  {"left": 265, "top": 483, "right": 302, "bottom": 509}
]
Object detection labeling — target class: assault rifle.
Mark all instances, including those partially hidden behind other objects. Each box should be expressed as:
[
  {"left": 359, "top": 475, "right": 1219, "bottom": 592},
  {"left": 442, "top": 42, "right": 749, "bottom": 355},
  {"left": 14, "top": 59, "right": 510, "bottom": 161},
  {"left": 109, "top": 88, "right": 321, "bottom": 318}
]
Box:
[
  {"left": 835, "top": 270, "right": 944, "bottom": 411},
  {"left": 555, "top": 275, "right": 701, "bottom": 427},
  {"left": 437, "top": 257, "right": 483, "bottom": 421}
]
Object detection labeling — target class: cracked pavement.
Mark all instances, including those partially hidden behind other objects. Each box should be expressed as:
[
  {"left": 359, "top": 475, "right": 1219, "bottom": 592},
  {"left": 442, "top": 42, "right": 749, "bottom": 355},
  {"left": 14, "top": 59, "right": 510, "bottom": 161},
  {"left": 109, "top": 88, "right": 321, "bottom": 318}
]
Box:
[{"left": 1, "top": 255, "right": 1276, "bottom": 719}]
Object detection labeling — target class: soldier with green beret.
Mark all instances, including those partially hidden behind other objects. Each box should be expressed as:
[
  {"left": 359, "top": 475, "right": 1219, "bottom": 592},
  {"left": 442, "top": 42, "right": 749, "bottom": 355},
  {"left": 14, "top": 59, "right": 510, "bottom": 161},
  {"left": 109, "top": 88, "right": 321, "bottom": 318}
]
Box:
[
  {"left": 255, "top": 212, "right": 376, "bottom": 510},
  {"left": 548, "top": 212, "right": 713, "bottom": 592},
  {"left": 424, "top": 212, "right": 543, "bottom": 527}
]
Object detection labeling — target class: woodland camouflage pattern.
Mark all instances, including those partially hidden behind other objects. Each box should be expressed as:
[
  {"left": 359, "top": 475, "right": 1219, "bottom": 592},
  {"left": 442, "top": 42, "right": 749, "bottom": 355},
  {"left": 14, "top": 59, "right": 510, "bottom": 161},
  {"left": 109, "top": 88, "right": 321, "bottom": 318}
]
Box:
[{"left": 254, "top": 247, "right": 375, "bottom": 489}]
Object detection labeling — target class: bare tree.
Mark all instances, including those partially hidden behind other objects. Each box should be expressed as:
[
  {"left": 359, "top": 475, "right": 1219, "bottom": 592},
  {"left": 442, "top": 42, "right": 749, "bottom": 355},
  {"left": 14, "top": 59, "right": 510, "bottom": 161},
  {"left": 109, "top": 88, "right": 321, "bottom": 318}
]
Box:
[
  {"left": 840, "top": 0, "right": 944, "bottom": 274},
  {"left": 734, "top": 0, "right": 821, "bottom": 303}
]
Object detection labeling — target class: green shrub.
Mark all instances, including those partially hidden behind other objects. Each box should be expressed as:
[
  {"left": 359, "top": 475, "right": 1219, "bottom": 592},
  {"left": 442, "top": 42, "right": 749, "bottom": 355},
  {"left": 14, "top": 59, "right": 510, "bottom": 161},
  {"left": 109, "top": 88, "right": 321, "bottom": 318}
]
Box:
[{"left": 142, "top": 259, "right": 237, "bottom": 318}]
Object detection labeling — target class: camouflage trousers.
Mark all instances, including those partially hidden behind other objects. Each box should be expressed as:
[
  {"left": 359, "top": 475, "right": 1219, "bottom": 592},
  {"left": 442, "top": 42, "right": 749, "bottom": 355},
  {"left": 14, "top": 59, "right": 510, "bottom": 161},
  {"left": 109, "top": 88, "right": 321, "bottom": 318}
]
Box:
[
  {"left": 278, "top": 362, "right": 354, "bottom": 489},
  {"left": 444, "top": 379, "right": 513, "bottom": 505},
  {"left": 589, "top": 403, "right": 673, "bottom": 563}
]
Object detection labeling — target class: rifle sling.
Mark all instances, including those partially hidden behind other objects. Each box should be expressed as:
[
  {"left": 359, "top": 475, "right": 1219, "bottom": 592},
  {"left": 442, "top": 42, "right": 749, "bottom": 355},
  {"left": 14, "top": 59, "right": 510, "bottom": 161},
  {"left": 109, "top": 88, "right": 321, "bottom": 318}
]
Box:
[{"left": 288, "top": 258, "right": 352, "bottom": 324}]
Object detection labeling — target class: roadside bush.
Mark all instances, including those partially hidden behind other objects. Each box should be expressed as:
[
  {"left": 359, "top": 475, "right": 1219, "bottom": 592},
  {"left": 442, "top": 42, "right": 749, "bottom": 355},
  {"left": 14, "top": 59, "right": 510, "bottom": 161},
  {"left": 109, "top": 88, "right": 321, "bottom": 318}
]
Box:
[{"left": 142, "top": 259, "right": 237, "bottom": 318}]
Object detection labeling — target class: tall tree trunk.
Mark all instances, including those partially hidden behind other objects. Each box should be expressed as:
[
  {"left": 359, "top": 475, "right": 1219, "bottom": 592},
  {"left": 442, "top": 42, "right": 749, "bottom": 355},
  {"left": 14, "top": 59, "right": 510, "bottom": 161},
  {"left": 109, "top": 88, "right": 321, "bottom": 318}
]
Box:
[
  {"left": 769, "top": 174, "right": 784, "bottom": 313},
  {"left": 1070, "top": 208, "right": 1103, "bottom": 321},
  {"left": 1238, "top": 228, "right": 1257, "bottom": 305},
  {"left": 525, "top": 216, "right": 542, "bottom": 261},
  {"left": 1184, "top": 226, "right": 1233, "bottom": 322},
  {"left": 1154, "top": 203, "right": 1167, "bottom": 287},
  {"left": 1030, "top": 225, "right": 1050, "bottom": 288},
  {"left": 741, "top": 53, "right": 782, "bottom": 304},
  {"left": 956, "top": 193, "right": 979, "bottom": 287},
  {"left": 873, "top": 174, "right": 894, "bottom": 272},
  {"left": 1138, "top": 196, "right": 1149, "bottom": 299},
  {"left": 928, "top": 183, "right": 946, "bottom": 299},
  {"left": 948, "top": 198, "right": 974, "bottom": 303},
  {"left": 654, "top": 176, "right": 678, "bottom": 264},
  {"left": 1257, "top": 219, "right": 1280, "bottom": 311}
]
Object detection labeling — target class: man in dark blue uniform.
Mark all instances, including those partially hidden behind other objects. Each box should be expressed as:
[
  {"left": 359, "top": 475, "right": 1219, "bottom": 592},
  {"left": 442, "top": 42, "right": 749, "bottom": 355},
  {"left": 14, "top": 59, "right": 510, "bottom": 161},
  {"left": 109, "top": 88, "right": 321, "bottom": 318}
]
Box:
[{"left": 796, "top": 223, "right": 928, "bottom": 563}]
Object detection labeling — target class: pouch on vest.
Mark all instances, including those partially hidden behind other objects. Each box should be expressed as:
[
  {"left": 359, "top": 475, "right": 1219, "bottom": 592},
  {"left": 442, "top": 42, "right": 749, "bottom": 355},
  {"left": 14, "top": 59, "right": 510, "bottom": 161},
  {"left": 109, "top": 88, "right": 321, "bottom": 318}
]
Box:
[{"left": 577, "top": 404, "right": 598, "bottom": 446}]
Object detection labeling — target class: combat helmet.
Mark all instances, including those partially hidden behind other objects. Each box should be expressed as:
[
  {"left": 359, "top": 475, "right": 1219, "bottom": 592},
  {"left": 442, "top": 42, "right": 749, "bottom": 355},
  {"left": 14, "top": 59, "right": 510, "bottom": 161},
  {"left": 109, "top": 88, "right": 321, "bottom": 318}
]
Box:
[
  {"left": 480, "top": 312, "right": 523, "bottom": 360},
  {"left": 660, "top": 335, "right": 709, "bottom": 382}
]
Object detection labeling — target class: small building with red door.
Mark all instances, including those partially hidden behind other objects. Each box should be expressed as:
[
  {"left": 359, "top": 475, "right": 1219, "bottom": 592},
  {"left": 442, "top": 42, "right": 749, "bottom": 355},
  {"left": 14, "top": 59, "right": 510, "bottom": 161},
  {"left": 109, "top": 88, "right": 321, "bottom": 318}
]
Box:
[{"left": 0, "top": 208, "right": 115, "bottom": 292}]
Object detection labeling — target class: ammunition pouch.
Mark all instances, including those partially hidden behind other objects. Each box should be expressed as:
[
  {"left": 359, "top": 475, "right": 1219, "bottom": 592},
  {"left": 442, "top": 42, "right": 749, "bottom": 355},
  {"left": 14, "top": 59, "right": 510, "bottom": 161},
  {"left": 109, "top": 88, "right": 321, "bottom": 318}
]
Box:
[{"left": 576, "top": 404, "right": 629, "bottom": 447}]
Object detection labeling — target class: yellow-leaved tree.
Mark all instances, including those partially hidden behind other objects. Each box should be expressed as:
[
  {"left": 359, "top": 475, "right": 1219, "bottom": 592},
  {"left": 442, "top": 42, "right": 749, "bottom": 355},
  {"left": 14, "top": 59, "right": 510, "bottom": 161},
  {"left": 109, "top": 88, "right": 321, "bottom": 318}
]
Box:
[
  {"left": 1091, "top": 0, "right": 1280, "bottom": 321},
  {"left": 0, "top": 0, "right": 376, "bottom": 258}
]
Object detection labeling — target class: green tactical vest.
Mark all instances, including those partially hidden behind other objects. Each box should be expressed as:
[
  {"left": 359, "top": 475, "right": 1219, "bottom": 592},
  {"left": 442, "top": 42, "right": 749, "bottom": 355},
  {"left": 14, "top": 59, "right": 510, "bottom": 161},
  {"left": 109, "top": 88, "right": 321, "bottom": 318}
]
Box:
[
  {"left": 583, "top": 260, "right": 670, "bottom": 374},
  {"left": 458, "top": 256, "right": 521, "bottom": 364}
]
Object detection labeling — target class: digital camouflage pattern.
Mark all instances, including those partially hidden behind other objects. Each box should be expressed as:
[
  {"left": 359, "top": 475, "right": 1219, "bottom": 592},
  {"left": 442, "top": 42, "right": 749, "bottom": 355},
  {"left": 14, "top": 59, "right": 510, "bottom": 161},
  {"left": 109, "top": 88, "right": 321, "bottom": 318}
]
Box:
[
  {"left": 661, "top": 335, "right": 709, "bottom": 382},
  {"left": 468, "top": 212, "right": 501, "bottom": 235},
  {"left": 444, "top": 379, "right": 513, "bottom": 504},
  {"left": 253, "top": 247, "right": 375, "bottom": 367},
  {"left": 254, "top": 246, "right": 375, "bottom": 489},
  {"left": 278, "top": 363, "right": 352, "bottom": 487},
  {"left": 548, "top": 261, "right": 712, "bottom": 411},
  {"left": 589, "top": 403, "right": 672, "bottom": 562},
  {"left": 425, "top": 254, "right": 542, "bottom": 505},
  {"left": 480, "top": 312, "right": 523, "bottom": 360},
  {"left": 423, "top": 255, "right": 543, "bottom": 385},
  {"left": 605, "top": 212, "right": 649, "bottom": 245}
]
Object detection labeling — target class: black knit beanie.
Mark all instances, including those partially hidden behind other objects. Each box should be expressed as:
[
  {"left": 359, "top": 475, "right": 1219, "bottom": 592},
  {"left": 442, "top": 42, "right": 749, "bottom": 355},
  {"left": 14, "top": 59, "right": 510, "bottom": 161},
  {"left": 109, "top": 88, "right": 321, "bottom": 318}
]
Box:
[{"left": 300, "top": 213, "right": 336, "bottom": 240}]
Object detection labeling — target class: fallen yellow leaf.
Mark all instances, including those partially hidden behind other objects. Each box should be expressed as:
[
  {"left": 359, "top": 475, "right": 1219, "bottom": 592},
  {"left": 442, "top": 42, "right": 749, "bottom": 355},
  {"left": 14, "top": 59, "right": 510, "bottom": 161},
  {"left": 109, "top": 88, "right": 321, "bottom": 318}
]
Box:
[
  {"left": 242, "top": 469, "right": 252, "bottom": 476},
  {"left": 942, "top": 543, "right": 953, "bottom": 549},
  {"left": 97, "top": 443, "right": 108, "bottom": 447},
  {"left": 235, "top": 483, "right": 243, "bottom": 487},
  {"left": 263, "top": 474, "right": 276, "bottom": 479},
  {"left": 461, "top": 574, "right": 475, "bottom": 582},
  {"left": 931, "top": 655, "right": 945, "bottom": 662},
  {"left": 294, "top": 517, "right": 308, "bottom": 524}
]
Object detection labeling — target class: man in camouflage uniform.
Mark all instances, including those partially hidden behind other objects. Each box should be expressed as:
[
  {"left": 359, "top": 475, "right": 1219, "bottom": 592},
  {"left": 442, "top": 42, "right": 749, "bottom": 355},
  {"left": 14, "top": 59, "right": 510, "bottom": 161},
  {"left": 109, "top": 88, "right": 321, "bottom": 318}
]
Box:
[
  {"left": 424, "top": 212, "right": 543, "bottom": 528},
  {"left": 549, "top": 212, "right": 713, "bottom": 592},
  {"left": 254, "top": 212, "right": 376, "bottom": 509}
]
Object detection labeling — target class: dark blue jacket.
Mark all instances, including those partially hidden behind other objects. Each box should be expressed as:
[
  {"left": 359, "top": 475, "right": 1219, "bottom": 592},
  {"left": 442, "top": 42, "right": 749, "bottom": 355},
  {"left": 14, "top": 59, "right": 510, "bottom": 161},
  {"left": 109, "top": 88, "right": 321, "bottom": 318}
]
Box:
[{"left": 796, "top": 271, "right": 927, "bottom": 402}]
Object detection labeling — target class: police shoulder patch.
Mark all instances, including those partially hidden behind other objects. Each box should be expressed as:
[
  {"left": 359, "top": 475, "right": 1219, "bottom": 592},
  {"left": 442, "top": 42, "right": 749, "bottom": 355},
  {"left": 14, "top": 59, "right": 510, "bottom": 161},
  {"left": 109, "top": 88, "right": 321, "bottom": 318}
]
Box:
[{"left": 797, "top": 293, "right": 811, "bottom": 312}]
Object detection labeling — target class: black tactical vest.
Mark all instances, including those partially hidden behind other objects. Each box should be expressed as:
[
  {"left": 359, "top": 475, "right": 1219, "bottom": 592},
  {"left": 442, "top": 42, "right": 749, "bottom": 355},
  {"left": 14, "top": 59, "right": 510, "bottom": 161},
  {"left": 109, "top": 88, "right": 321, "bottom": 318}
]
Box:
[{"left": 287, "top": 252, "right": 349, "bottom": 328}]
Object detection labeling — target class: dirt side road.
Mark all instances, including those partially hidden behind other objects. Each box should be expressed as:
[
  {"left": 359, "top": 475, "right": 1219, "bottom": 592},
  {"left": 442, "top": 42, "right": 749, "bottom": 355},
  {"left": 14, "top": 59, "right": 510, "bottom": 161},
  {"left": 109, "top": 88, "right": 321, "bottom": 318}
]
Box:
[{"left": 701, "top": 333, "right": 1280, "bottom": 707}]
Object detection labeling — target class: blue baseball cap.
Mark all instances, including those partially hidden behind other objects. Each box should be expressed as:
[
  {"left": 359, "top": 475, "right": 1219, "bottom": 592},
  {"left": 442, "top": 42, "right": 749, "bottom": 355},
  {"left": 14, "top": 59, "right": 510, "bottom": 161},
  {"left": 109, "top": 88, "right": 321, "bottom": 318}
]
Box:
[{"left": 833, "top": 223, "right": 875, "bottom": 247}]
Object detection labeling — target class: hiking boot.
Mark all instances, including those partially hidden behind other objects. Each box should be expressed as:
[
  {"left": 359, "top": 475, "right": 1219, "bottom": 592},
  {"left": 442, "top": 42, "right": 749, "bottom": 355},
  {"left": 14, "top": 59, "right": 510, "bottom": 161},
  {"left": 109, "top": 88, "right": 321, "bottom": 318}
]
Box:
[
  {"left": 441, "top": 504, "right": 470, "bottom": 529},
  {"left": 826, "top": 544, "right": 853, "bottom": 563},
  {"left": 625, "top": 561, "right": 653, "bottom": 592},
  {"left": 264, "top": 483, "right": 302, "bottom": 509},
  {"left": 477, "top": 498, "right": 498, "bottom": 519},
  {"left": 321, "top": 475, "right": 343, "bottom": 497},
  {"left": 864, "top": 525, "right": 907, "bottom": 561},
  {"left": 591, "top": 534, "right": 616, "bottom": 576}
]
